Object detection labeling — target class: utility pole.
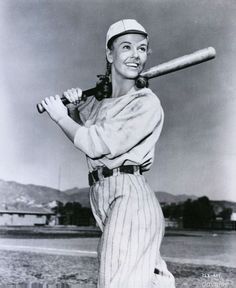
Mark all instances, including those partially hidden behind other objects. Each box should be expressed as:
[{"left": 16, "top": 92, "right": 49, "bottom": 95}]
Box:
[{"left": 58, "top": 165, "right": 62, "bottom": 192}]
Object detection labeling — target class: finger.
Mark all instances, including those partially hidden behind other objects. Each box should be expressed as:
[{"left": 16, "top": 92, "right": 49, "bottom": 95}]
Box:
[
  {"left": 66, "top": 89, "right": 78, "bottom": 103},
  {"left": 44, "top": 97, "right": 51, "bottom": 104},
  {"left": 64, "top": 90, "right": 74, "bottom": 102},
  {"left": 63, "top": 91, "right": 68, "bottom": 98},
  {"left": 63, "top": 91, "right": 70, "bottom": 99},
  {"left": 55, "top": 94, "right": 61, "bottom": 101},
  {"left": 68, "top": 88, "right": 75, "bottom": 95},
  {"left": 75, "top": 88, "right": 83, "bottom": 98},
  {"left": 49, "top": 95, "right": 55, "bottom": 102},
  {"left": 55, "top": 95, "right": 65, "bottom": 107},
  {"left": 41, "top": 100, "right": 49, "bottom": 111},
  {"left": 70, "top": 88, "right": 78, "bottom": 101}
]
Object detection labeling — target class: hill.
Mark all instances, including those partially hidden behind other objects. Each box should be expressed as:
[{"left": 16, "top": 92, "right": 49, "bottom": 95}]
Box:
[
  {"left": 0, "top": 179, "right": 196, "bottom": 209},
  {"left": 0, "top": 179, "right": 91, "bottom": 208},
  {"left": 155, "top": 191, "right": 197, "bottom": 204},
  {"left": 0, "top": 179, "right": 235, "bottom": 212}
]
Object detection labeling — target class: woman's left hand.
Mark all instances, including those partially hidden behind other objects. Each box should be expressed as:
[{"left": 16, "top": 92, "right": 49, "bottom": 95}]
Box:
[{"left": 41, "top": 95, "right": 68, "bottom": 123}]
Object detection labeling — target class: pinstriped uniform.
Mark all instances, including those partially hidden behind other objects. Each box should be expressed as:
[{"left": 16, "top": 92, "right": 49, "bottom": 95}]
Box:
[
  {"left": 72, "top": 88, "right": 175, "bottom": 287},
  {"left": 90, "top": 174, "right": 175, "bottom": 287}
]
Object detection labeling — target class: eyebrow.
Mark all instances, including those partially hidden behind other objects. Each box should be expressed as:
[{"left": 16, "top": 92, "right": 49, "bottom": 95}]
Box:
[
  {"left": 119, "top": 41, "right": 148, "bottom": 47},
  {"left": 119, "top": 41, "right": 131, "bottom": 46}
]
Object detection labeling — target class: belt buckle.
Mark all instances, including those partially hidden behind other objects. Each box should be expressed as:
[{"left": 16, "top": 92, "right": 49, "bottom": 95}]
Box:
[
  {"left": 113, "top": 167, "right": 119, "bottom": 177},
  {"left": 133, "top": 165, "right": 139, "bottom": 175}
]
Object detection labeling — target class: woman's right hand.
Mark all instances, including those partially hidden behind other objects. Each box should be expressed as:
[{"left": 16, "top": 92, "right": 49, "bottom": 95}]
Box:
[{"left": 63, "top": 87, "right": 83, "bottom": 105}]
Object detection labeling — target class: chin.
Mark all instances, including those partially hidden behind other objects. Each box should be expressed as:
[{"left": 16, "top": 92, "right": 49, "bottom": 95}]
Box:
[{"left": 123, "top": 69, "right": 141, "bottom": 79}]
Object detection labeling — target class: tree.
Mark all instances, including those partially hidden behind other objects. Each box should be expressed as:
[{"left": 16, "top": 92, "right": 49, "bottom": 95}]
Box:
[
  {"left": 162, "top": 203, "right": 183, "bottom": 220},
  {"left": 64, "top": 202, "right": 82, "bottom": 225},
  {"left": 219, "top": 208, "right": 233, "bottom": 221},
  {"left": 52, "top": 201, "right": 95, "bottom": 226},
  {"left": 183, "top": 199, "right": 194, "bottom": 228},
  {"left": 183, "top": 196, "right": 215, "bottom": 229}
]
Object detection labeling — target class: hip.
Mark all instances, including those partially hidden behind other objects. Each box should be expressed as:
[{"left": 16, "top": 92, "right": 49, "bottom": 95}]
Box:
[{"left": 90, "top": 173, "right": 164, "bottom": 228}]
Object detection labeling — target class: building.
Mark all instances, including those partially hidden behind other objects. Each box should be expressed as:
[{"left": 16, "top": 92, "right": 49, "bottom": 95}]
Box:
[
  {"left": 230, "top": 212, "right": 236, "bottom": 221},
  {"left": 0, "top": 207, "right": 55, "bottom": 226},
  {"left": 164, "top": 217, "right": 183, "bottom": 229}
]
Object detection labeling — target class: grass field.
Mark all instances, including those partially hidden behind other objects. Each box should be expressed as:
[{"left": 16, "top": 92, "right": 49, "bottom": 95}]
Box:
[{"left": 0, "top": 250, "right": 235, "bottom": 288}]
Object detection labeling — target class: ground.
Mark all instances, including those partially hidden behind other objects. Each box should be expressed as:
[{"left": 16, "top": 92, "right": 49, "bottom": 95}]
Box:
[{"left": 0, "top": 250, "right": 235, "bottom": 288}]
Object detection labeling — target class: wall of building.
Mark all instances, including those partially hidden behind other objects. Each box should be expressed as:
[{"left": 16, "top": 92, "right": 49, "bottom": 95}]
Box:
[
  {"left": 230, "top": 213, "right": 236, "bottom": 221},
  {"left": 0, "top": 213, "right": 47, "bottom": 226}
]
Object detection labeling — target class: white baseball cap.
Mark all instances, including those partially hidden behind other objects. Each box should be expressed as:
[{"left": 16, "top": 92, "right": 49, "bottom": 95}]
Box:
[{"left": 106, "top": 19, "right": 148, "bottom": 48}]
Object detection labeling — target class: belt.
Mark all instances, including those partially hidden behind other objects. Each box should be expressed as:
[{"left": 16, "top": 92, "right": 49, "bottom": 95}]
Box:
[{"left": 88, "top": 165, "right": 142, "bottom": 186}]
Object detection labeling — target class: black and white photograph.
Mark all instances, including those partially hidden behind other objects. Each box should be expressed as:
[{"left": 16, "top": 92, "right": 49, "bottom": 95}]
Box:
[{"left": 0, "top": 0, "right": 235, "bottom": 287}]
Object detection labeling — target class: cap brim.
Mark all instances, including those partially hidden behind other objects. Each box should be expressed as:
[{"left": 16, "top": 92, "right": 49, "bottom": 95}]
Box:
[{"left": 107, "top": 30, "right": 148, "bottom": 48}]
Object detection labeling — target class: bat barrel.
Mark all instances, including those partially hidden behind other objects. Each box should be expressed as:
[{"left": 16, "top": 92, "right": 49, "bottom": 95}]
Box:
[{"left": 141, "top": 47, "right": 216, "bottom": 79}]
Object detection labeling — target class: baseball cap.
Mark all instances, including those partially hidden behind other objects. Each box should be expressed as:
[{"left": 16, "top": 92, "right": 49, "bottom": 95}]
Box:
[{"left": 106, "top": 19, "right": 148, "bottom": 48}]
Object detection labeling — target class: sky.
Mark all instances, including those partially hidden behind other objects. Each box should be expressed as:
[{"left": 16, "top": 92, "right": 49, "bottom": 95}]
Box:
[{"left": 0, "top": 0, "right": 235, "bottom": 202}]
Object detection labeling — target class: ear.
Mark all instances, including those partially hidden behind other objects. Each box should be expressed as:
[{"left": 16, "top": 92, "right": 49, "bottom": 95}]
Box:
[{"left": 106, "top": 48, "right": 113, "bottom": 64}]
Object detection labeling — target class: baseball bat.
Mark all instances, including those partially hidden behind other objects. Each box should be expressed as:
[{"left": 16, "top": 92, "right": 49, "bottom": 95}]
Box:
[{"left": 37, "top": 47, "right": 216, "bottom": 113}]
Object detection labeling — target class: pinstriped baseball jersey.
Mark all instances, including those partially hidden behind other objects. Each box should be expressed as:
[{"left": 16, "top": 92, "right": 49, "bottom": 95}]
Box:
[{"left": 71, "top": 88, "right": 175, "bottom": 287}]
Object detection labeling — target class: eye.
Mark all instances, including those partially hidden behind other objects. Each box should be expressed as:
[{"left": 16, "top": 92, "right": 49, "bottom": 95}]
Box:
[
  {"left": 122, "top": 44, "right": 131, "bottom": 50},
  {"left": 138, "top": 46, "right": 147, "bottom": 53}
]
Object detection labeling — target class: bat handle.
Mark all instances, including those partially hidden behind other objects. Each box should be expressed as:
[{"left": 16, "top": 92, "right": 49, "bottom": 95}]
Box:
[
  {"left": 36, "top": 87, "right": 97, "bottom": 114},
  {"left": 37, "top": 103, "right": 45, "bottom": 114}
]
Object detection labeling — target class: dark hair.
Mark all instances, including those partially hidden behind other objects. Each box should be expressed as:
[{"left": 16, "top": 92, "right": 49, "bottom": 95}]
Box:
[{"left": 106, "top": 60, "right": 112, "bottom": 77}]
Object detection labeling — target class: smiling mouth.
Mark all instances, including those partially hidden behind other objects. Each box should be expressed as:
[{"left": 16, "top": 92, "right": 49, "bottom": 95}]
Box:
[{"left": 125, "top": 62, "right": 140, "bottom": 68}]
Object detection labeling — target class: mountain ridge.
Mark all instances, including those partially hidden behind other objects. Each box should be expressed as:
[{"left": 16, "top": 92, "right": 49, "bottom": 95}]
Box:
[{"left": 0, "top": 179, "right": 235, "bottom": 211}]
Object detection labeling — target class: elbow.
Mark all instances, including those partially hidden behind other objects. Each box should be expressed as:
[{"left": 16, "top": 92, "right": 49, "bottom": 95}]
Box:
[
  {"left": 84, "top": 150, "right": 105, "bottom": 160},
  {"left": 74, "top": 139, "right": 107, "bottom": 159},
  {"left": 74, "top": 126, "right": 110, "bottom": 159}
]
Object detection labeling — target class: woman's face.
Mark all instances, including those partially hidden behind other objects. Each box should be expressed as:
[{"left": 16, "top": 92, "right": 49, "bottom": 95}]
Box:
[{"left": 106, "top": 33, "right": 148, "bottom": 80}]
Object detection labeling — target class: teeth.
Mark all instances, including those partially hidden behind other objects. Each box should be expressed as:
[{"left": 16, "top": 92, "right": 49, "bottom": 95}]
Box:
[{"left": 126, "top": 63, "right": 139, "bottom": 67}]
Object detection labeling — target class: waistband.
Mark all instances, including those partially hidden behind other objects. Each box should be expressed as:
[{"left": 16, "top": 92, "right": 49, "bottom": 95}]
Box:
[{"left": 88, "top": 165, "right": 142, "bottom": 186}]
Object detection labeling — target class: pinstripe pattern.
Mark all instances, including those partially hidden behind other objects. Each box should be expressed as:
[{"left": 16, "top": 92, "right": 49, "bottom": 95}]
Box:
[{"left": 89, "top": 173, "right": 175, "bottom": 288}]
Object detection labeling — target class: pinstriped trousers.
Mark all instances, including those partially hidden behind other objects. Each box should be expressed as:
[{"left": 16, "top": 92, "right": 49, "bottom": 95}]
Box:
[{"left": 89, "top": 173, "right": 175, "bottom": 288}]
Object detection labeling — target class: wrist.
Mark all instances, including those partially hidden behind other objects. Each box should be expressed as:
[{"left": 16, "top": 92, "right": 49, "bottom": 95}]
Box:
[
  {"left": 56, "top": 115, "right": 70, "bottom": 125},
  {"left": 56, "top": 114, "right": 81, "bottom": 143}
]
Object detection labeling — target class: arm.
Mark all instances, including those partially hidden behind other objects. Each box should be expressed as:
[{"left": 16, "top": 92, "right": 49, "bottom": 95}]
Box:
[
  {"left": 41, "top": 87, "right": 91, "bottom": 141},
  {"left": 64, "top": 87, "right": 97, "bottom": 125},
  {"left": 63, "top": 88, "right": 83, "bottom": 124},
  {"left": 41, "top": 95, "right": 82, "bottom": 142},
  {"left": 74, "top": 91, "right": 163, "bottom": 159},
  {"left": 42, "top": 90, "right": 163, "bottom": 159},
  {"left": 58, "top": 116, "right": 81, "bottom": 142}
]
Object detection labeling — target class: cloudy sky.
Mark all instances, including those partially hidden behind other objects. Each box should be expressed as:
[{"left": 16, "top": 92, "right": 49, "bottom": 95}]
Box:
[{"left": 0, "top": 0, "right": 235, "bottom": 202}]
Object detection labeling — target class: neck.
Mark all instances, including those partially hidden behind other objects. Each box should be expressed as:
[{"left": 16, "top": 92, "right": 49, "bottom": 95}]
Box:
[{"left": 111, "top": 73, "right": 137, "bottom": 98}]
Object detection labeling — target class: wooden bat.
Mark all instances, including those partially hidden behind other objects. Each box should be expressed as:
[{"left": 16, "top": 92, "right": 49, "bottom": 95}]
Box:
[{"left": 37, "top": 47, "right": 216, "bottom": 113}]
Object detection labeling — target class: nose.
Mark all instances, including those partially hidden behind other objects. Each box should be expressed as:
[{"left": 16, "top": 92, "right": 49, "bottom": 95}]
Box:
[{"left": 131, "top": 47, "right": 139, "bottom": 59}]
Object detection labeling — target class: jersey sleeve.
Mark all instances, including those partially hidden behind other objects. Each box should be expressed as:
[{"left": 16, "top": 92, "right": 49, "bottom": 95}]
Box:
[
  {"left": 73, "top": 91, "right": 163, "bottom": 159},
  {"left": 67, "top": 96, "right": 97, "bottom": 125}
]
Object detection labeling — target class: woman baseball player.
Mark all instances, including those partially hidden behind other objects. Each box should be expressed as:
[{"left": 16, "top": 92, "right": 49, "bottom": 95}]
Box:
[{"left": 41, "top": 19, "right": 175, "bottom": 288}]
